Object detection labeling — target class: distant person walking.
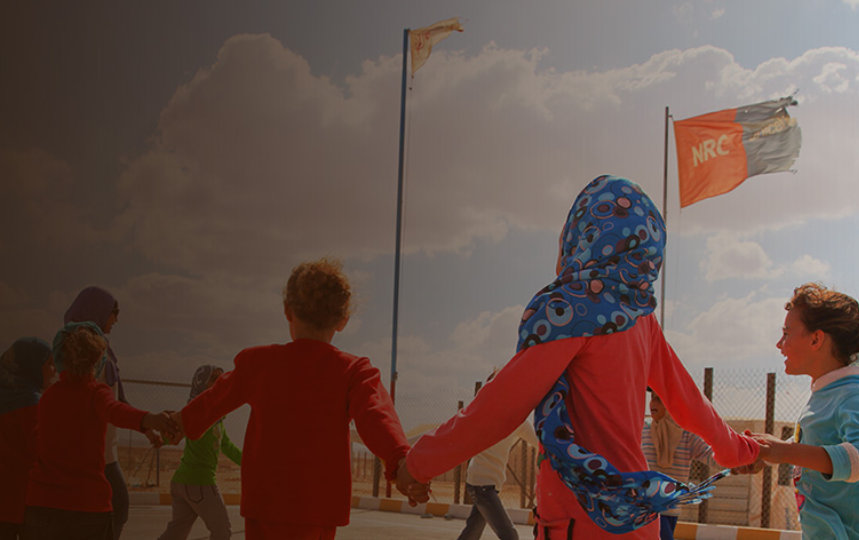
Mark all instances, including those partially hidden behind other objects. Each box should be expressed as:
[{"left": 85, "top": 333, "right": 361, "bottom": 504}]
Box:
[
  {"left": 172, "top": 259, "right": 413, "bottom": 540},
  {"left": 642, "top": 390, "right": 718, "bottom": 540},
  {"left": 159, "top": 365, "right": 241, "bottom": 540},
  {"left": 457, "top": 370, "right": 538, "bottom": 540},
  {"left": 0, "top": 338, "right": 54, "bottom": 540}
]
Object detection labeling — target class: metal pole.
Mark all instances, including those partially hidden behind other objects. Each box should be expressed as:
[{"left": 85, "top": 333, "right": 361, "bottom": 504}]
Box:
[
  {"left": 390, "top": 28, "right": 409, "bottom": 404},
  {"left": 660, "top": 106, "right": 670, "bottom": 327},
  {"left": 377, "top": 28, "right": 409, "bottom": 500}
]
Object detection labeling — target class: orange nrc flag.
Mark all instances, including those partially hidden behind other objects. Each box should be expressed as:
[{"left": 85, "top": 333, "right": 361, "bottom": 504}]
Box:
[
  {"left": 409, "top": 18, "right": 464, "bottom": 75},
  {"left": 674, "top": 97, "right": 801, "bottom": 207}
]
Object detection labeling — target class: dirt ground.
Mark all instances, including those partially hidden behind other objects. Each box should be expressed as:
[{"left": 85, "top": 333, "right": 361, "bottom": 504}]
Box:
[{"left": 121, "top": 445, "right": 531, "bottom": 510}]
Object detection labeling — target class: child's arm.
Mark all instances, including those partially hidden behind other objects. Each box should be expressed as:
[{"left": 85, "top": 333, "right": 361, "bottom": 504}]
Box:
[
  {"left": 347, "top": 358, "right": 409, "bottom": 481},
  {"left": 647, "top": 324, "right": 759, "bottom": 468},
  {"left": 181, "top": 362, "right": 247, "bottom": 440},
  {"left": 752, "top": 432, "right": 834, "bottom": 475},
  {"left": 405, "top": 337, "right": 585, "bottom": 484},
  {"left": 220, "top": 428, "right": 242, "bottom": 466}
]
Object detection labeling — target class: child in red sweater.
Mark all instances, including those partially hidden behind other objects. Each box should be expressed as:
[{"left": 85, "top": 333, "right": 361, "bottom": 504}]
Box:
[
  {"left": 22, "top": 322, "right": 178, "bottom": 540},
  {"left": 0, "top": 338, "right": 54, "bottom": 540},
  {"left": 174, "top": 258, "right": 412, "bottom": 540}
]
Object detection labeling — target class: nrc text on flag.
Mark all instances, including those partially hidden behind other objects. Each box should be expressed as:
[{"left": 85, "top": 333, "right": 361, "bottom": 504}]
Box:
[{"left": 673, "top": 97, "right": 801, "bottom": 208}]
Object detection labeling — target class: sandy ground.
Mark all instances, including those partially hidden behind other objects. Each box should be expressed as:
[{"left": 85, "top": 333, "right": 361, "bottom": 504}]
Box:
[{"left": 124, "top": 505, "right": 534, "bottom": 539}]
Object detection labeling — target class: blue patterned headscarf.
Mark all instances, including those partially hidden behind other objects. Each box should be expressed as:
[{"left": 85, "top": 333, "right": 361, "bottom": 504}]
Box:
[
  {"left": 519, "top": 176, "right": 723, "bottom": 533},
  {"left": 518, "top": 175, "right": 664, "bottom": 348},
  {"left": 0, "top": 338, "right": 52, "bottom": 415}
]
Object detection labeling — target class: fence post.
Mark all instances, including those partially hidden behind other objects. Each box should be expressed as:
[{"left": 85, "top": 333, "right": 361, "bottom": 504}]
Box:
[
  {"left": 761, "top": 372, "right": 776, "bottom": 528},
  {"left": 156, "top": 447, "right": 160, "bottom": 487},
  {"left": 372, "top": 457, "right": 381, "bottom": 497},
  {"left": 529, "top": 446, "right": 536, "bottom": 507},
  {"left": 454, "top": 399, "right": 465, "bottom": 504},
  {"left": 697, "top": 367, "right": 714, "bottom": 523},
  {"left": 519, "top": 439, "right": 527, "bottom": 508}
]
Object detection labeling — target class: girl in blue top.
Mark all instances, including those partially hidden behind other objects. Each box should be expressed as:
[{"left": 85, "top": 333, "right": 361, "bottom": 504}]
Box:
[{"left": 752, "top": 283, "right": 859, "bottom": 540}]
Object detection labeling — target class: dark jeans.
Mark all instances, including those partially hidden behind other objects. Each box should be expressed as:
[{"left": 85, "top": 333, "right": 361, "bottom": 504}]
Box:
[
  {"left": 21, "top": 506, "right": 113, "bottom": 540},
  {"left": 659, "top": 514, "right": 678, "bottom": 540},
  {"left": 104, "top": 462, "right": 128, "bottom": 540},
  {"left": 0, "top": 522, "right": 22, "bottom": 540},
  {"left": 457, "top": 484, "right": 518, "bottom": 540}
]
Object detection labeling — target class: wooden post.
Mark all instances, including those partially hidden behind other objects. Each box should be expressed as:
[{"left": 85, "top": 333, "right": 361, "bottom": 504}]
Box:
[
  {"left": 454, "top": 399, "right": 465, "bottom": 504},
  {"left": 519, "top": 439, "right": 527, "bottom": 508},
  {"left": 761, "top": 372, "right": 776, "bottom": 528},
  {"left": 697, "top": 367, "right": 714, "bottom": 523},
  {"left": 529, "top": 446, "right": 537, "bottom": 507},
  {"left": 372, "top": 456, "right": 381, "bottom": 497}
]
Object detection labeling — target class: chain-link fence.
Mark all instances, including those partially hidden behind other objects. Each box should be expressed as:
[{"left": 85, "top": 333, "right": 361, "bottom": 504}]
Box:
[{"left": 119, "top": 365, "right": 810, "bottom": 530}]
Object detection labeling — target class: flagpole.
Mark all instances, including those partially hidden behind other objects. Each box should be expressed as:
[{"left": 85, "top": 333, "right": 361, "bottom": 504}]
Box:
[
  {"left": 660, "top": 106, "right": 669, "bottom": 328},
  {"left": 391, "top": 28, "right": 409, "bottom": 405}
]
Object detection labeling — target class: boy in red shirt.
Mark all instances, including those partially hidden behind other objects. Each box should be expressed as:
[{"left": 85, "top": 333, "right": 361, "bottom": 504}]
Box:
[{"left": 174, "top": 259, "right": 412, "bottom": 539}]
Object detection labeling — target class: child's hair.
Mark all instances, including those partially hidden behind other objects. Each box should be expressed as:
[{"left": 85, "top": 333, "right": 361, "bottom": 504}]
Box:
[
  {"left": 61, "top": 325, "right": 107, "bottom": 377},
  {"left": 283, "top": 258, "right": 351, "bottom": 331},
  {"left": 786, "top": 282, "right": 859, "bottom": 365}
]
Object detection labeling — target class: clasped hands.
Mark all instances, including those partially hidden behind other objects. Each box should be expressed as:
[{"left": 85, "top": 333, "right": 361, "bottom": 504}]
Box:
[
  {"left": 141, "top": 410, "right": 186, "bottom": 447},
  {"left": 396, "top": 458, "right": 431, "bottom": 507},
  {"left": 730, "top": 431, "right": 787, "bottom": 475}
]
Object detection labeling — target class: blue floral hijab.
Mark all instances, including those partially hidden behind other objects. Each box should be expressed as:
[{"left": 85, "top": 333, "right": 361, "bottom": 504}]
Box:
[
  {"left": 0, "top": 338, "right": 52, "bottom": 415},
  {"left": 519, "top": 176, "right": 724, "bottom": 533}
]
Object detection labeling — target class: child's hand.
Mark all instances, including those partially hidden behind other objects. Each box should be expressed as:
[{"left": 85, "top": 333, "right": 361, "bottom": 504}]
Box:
[
  {"left": 142, "top": 411, "right": 181, "bottom": 444},
  {"left": 745, "top": 430, "right": 785, "bottom": 464},
  {"left": 163, "top": 411, "right": 185, "bottom": 444},
  {"left": 144, "top": 429, "right": 164, "bottom": 448},
  {"left": 731, "top": 458, "right": 764, "bottom": 475},
  {"left": 396, "top": 458, "right": 430, "bottom": 506}
]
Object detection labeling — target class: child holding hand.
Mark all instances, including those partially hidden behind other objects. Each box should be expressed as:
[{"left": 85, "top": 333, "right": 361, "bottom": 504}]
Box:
[
  {"left": 158, "top": 365, "right": 241, "bottom": 540},
  {"left": 23, "top": 322, "right": 178, "bottom": 540},
  {"left": 751, "top": 283, "right": 859, "bottom": 540},
  {"left": 173, "top": 259, "right": 412, "bottom": 540}
]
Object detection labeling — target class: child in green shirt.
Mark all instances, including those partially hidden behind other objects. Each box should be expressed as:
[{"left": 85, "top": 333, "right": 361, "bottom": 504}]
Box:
[{"left": 159, "top": 365, "right": 242, "bottom": 540}]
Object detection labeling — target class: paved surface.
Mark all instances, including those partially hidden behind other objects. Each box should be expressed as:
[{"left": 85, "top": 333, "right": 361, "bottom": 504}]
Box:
[{"left": 125, "top": 505, "right": 534, "bottom": 539}]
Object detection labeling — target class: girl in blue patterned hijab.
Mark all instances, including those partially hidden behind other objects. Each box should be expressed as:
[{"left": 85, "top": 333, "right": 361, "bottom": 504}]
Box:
[{"left": 520, "top": 175, "right": 726, "bottom": 534}]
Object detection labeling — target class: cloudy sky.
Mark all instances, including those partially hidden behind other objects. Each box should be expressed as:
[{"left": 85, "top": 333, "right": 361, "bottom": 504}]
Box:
[{"left": 4, "top": 0, "right": 859, "bottom": 437}]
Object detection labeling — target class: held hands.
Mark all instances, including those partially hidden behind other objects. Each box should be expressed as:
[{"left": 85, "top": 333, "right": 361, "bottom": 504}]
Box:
[
  {"left": 746, "top": 430, "right": 787, "bottom": 464},
  {"left": 396, "top": 458, "right": 431, "bottom": 507},
  {"left": 141, "top": 410, "right": 182, "bottom": 446}
]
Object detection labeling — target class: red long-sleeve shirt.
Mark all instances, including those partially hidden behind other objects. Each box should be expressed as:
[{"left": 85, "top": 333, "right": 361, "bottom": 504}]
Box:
[
  {"left": 181, "top": 339, "right": 410, "bottom": 527},
  {"left": 26, "top": 373, "right": 147, "bottom": 512},
  {"left": 0, "top": 405, "right": 38, "bottom": 523},
  {"left": 407, "top": 314, "right": 759, "bottom": 539}
]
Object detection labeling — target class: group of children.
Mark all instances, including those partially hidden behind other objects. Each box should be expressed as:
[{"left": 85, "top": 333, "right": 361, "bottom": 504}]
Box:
[{"left": 0, "top": 176, "right": 857, "bottom": 540}]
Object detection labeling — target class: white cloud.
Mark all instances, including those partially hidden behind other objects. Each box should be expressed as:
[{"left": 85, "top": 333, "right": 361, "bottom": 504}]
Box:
[
  {"left": 701, "top": 234, "right": 778, "bottom": 281},
  {"left": 666, "top": 291, "right": 785, "bottom": 371},
  {"left": 842, "top": 0, "right": 859, "bottom": 9},
  {"left": 789, "top": 254, "right": 831, "bottom": 280},
  {"left": 107, "top": 37, "right": 859, "bottom": 278}
]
